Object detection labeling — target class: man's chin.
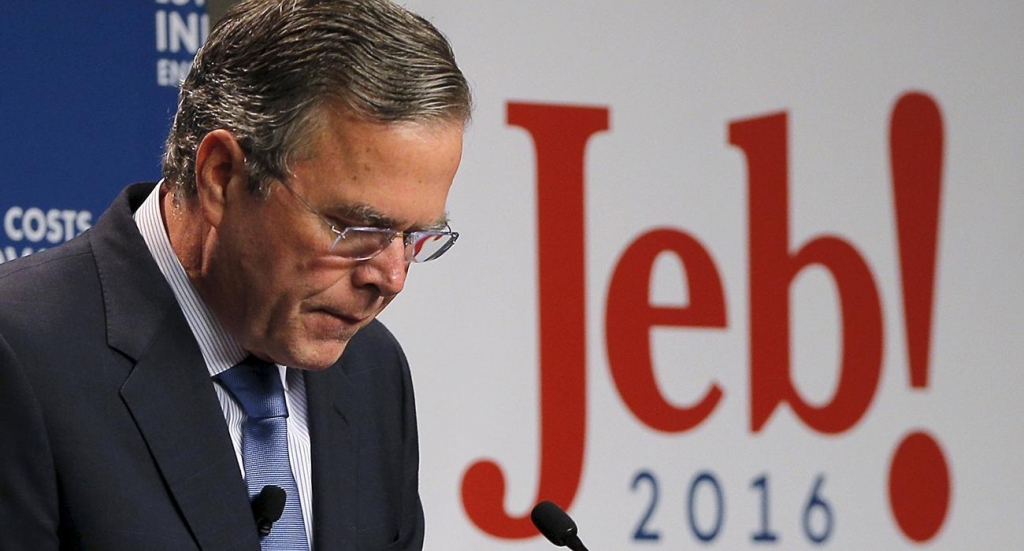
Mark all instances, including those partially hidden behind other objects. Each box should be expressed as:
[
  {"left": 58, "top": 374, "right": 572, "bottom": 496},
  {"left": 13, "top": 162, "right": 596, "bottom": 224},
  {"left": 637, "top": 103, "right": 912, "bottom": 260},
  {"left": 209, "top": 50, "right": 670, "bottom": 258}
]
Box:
[
  {"left": 271, "top": 338, "right": 349, "bottom": 370},
  {"left": 295, "top": 345, "right": 348, "bottom": 370}
]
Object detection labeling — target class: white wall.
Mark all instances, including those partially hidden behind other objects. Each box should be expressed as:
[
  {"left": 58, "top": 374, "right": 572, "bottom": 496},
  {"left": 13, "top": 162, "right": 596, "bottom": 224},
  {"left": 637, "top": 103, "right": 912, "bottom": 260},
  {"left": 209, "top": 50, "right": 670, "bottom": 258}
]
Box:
[{"left": 382, "top": 2, "right": 1024, "bottom": 549}]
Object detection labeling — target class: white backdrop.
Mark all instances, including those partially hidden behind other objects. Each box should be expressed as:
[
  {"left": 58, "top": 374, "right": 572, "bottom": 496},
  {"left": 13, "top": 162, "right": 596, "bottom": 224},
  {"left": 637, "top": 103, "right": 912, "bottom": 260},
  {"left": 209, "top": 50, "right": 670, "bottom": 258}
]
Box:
[
  {"left": 378, "top": 1, "right": 1024, "bottom": 549},
  {"left": 3, "top": 1, "right": 1018, "bottom": 549}
]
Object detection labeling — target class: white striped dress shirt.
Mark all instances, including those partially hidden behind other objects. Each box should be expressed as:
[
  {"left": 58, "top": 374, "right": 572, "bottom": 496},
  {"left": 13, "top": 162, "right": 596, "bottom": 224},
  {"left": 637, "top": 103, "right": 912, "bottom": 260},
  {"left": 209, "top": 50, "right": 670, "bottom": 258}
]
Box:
[{"left": 134, "top": 183, "right": 314, "bottom": 547}]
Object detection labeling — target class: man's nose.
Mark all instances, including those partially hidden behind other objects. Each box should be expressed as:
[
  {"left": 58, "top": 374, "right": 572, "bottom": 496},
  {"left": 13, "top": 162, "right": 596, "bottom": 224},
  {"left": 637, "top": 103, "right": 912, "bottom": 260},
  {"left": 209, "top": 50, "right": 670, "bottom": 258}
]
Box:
[{"left": 354, "top": 237, "right": 409, "bottom": 296}]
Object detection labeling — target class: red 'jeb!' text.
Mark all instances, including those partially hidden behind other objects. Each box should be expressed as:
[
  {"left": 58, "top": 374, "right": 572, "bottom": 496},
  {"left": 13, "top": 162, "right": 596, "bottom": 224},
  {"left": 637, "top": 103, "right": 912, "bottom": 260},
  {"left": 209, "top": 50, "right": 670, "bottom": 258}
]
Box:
[{"left": 461, "top": 94, "right": 943, "bottom": 539}]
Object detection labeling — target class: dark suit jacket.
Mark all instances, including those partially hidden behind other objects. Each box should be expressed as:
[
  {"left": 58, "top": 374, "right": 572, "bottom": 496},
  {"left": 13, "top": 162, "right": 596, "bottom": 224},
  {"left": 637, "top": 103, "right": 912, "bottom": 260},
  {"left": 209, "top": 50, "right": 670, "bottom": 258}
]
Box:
[{"left": 0, "top": 184, "right": 424, "bottom": 550}]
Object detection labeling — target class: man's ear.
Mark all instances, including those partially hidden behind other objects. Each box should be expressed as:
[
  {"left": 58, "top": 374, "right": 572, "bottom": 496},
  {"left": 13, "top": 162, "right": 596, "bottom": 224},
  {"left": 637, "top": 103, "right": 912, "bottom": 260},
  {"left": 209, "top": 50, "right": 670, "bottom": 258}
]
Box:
[{"left": 194, "top": 129, "right": 248, "bottom": 227}]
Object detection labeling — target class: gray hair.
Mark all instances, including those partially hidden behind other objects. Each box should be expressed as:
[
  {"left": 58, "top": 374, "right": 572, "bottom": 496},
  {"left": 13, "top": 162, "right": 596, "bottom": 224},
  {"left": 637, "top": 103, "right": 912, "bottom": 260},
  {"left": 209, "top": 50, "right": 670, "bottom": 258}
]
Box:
[{"left": 162, "top": 0, "right": 472, "bottom": 196}]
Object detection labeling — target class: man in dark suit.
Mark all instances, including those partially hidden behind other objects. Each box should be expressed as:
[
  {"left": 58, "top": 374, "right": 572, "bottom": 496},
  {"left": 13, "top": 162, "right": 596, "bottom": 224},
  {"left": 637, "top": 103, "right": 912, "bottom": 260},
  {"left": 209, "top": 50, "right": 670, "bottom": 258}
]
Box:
[{"left": 0, "top": 0, "right": 470, "bottom": 549}]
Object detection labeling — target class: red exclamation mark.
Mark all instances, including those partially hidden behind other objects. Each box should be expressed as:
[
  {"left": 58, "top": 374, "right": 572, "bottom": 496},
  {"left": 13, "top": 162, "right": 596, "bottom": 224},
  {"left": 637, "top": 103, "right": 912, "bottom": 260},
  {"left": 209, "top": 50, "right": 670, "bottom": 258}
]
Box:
[{"left": 887, "top": 91, "right": 951, "bottom": 543}]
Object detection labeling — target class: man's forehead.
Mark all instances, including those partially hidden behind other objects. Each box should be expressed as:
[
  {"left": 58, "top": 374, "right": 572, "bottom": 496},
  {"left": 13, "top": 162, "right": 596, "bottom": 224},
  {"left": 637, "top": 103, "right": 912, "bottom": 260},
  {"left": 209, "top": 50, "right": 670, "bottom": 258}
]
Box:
[{"left": 288, "top": 108, "right": 462, "bottom": 230}]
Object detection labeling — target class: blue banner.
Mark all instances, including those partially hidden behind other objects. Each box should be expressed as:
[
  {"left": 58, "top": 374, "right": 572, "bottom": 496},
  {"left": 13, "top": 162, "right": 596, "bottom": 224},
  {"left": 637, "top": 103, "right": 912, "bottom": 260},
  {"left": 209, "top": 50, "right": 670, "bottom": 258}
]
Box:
[{"left": 1, "top": 2, "right": 206, "bottom": 261}]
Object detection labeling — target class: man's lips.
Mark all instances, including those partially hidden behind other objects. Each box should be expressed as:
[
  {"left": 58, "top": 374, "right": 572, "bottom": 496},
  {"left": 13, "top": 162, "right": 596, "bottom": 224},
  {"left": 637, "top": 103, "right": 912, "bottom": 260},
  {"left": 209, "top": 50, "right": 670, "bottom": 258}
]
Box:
[{"left": 314, "top": 307, "right": 368, "bottom": 326}]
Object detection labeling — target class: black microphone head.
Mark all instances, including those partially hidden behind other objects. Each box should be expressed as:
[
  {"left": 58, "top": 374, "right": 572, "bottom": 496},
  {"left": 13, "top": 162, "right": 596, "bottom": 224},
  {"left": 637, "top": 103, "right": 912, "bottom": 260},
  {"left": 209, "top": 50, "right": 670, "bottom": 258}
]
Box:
[
  {"left": 531, "top": 500, "right": 578, "bottom": 547},
  {"left": 252, "top": 485, "right": 286, "bottom": 523}
]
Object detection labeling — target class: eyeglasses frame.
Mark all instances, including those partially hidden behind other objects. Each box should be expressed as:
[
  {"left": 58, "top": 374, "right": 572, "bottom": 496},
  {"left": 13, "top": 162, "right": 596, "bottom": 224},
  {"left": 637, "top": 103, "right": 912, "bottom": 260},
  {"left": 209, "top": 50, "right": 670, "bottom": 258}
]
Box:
[{"left": 275, "top": 178, "right": 459, "bottom": 263}]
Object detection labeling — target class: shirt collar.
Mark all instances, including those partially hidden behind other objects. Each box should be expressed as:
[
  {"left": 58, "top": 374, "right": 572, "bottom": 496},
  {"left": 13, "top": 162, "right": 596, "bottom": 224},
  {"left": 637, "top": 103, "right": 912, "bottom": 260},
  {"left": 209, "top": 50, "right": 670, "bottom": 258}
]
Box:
[{"left": 133, "top": 181, "right": 248, "bottom": 378}]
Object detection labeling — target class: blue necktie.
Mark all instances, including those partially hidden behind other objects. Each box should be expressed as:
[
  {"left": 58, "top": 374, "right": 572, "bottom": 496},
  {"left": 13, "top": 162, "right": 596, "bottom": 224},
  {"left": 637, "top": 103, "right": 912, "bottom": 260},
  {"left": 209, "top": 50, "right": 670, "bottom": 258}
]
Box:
[{"left": 217, "top": 356, "right": 309, "bottom": 550}]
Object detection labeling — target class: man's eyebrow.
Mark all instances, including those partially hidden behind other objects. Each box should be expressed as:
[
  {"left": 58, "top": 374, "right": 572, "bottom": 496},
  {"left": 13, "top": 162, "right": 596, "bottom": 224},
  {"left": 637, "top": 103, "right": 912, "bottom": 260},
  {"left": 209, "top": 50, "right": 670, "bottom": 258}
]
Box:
[
  {"left": 422, "top": 215, "right": 451, "bottom": 231},
  {"left": 326, "top": 204, "right": 399, "bottom": 227},
  {"left": 326, "top": 203, "right": 450, "bottom": 230}
]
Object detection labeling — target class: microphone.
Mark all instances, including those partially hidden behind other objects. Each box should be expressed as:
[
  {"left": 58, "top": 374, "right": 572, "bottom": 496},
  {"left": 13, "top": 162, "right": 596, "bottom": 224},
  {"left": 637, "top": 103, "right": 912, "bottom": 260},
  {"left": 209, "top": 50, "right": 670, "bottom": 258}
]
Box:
[
  {"left": 251, "top": 485, "right": 286, "bottom": 537},
  {"left": 531, "top": 500, "right": 590, "bottom": 551}
]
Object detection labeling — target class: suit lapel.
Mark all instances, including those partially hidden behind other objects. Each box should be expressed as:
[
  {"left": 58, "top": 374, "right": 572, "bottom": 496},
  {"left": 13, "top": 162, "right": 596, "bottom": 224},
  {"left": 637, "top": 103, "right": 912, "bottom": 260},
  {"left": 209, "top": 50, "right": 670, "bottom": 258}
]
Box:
[
  {"left": 121, "top": 313, "right": 258, "bottom": 550},
  {"left": 92, "top": 184, "right": 258, "bottom": 550},
  {"left": 306, "top": 364, "right": 359, "bottom": 550}
]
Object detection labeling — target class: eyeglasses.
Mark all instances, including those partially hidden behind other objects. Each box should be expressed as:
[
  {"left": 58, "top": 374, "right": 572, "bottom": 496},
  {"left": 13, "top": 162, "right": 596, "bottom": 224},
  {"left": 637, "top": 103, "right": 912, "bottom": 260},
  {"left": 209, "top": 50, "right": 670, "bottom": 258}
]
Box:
[{"left": 276, "top": 179, "right": 459, "bottom": 263}]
